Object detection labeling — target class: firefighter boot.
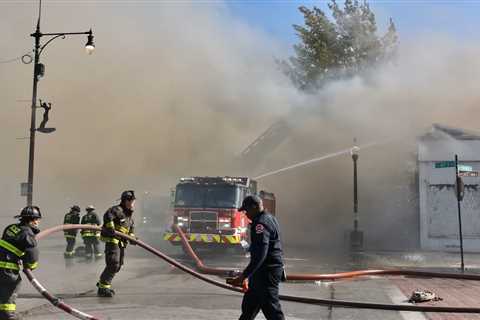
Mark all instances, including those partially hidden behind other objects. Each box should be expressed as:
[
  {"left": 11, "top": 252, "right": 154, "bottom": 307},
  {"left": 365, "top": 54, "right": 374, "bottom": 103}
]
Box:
[
  {"left": 96, "top": 283, "right": 115, "bottom": 297},
  {"left": 97, "top": 288, "right": 114, "bottom": 297},
  {"left": 0, "top": 310, "right": 18, "bottom": 320}
]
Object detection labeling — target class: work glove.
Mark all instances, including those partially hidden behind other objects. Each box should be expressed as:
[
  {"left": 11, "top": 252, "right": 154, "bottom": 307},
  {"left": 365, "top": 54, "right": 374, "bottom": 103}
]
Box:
[{"left": 127, "top": 233, "right": 138, "bottom": 245}]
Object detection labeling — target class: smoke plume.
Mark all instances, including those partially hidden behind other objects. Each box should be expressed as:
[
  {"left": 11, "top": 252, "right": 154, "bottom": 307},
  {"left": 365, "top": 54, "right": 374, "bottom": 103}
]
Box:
[{"left": 1, "top": 2, "right": 480, "bottom": 251}]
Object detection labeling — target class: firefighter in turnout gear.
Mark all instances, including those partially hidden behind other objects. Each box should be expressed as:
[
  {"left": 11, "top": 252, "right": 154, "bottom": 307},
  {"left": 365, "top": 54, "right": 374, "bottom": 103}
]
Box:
[
  {"left": 63, "top": 205, "right": 81, "bottom": 258},
  {"left": 97, "top": 191, "right": 136, "bottom": 297},
  {"left": 229, "top": 195, "right": 285, "bottom": 320},
  {"left": 81, "top": 205, "right": 102, "bottom": 260},
  {"left": 0, "top": 206, "right": 41, "bottom": 320}
]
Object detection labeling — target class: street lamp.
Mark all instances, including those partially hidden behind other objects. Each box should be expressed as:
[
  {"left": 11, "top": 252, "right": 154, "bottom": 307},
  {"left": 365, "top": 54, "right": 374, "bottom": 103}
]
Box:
[
  {"left": 349, "top": 140, "right": 363, "bottom": 251},
  {"left": 85, "top": 30, "right": 95, "bottom": 55},
  {"left": 25, "top": 0, "right": 94, "bottom": 205}
]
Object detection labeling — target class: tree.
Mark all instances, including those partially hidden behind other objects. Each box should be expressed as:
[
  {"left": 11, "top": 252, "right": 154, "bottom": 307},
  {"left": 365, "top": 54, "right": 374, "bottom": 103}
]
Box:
[{"left": 281, "top": 0, "right": 398, "bottom": 91}]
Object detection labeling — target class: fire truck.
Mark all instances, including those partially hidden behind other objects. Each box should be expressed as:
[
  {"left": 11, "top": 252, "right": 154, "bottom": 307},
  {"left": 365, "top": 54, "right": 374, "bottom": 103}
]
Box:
[{"left": 163, "top": 176, "right": 275, "bottom": 250}]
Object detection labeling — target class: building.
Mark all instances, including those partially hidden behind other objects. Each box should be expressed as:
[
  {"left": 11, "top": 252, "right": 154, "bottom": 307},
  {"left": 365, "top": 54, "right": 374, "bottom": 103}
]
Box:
[{"left": 419, "top": 124, "right": 480, "bottom": 251}]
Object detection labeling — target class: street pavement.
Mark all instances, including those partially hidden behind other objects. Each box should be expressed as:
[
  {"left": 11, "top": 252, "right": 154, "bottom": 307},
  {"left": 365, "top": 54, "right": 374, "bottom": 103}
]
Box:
[{"left": 15, "top": 234, "right": 480, "bottom": 320}]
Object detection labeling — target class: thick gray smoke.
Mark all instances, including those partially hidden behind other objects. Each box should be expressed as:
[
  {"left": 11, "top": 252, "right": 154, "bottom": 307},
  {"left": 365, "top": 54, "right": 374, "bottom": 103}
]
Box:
[
  {"left": 256, "top": 38, "right": 480, "bottom": 250},
  {"left": 0, "top": 2, "right": 295, "bottom": 225},
  {"left": 1, "top": 2, "right": 479, "bottom": 251}
]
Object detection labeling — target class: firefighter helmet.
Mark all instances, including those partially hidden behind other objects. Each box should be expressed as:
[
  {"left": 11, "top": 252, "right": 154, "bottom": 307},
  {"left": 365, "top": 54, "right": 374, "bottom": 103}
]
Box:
[
  {"left": 14, "top": 206, "right": 42, "bottom": 219},
  {"left": 121, "top": 190, "right": 136, "bottom": 201},
  {"left": 86, "top": 205, "right": 95, "bottom": 211},
  {"left": 71, "top": 205, "right": 81, "bottom": 213}
]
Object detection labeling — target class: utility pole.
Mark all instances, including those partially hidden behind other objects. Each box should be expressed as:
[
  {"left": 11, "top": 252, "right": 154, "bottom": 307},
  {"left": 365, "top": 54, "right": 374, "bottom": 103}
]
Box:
[
  {"left": 24, "top": 0, "right": 94, "bottom": 205},
  {"left": 26, "top": 16, "right": 41, "bottom": 206},
  {"left": 454, "top": 154, "right": 465, "bottom": 272}
]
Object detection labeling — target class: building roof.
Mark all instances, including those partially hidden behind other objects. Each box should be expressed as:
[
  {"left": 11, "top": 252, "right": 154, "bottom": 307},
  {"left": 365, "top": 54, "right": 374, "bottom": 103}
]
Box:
[
  {"left": 418, "top": 124, "right": 480, "bottom": 161},
  {"left": 420, "top": 124, "right": 480, "bottom": 141}
]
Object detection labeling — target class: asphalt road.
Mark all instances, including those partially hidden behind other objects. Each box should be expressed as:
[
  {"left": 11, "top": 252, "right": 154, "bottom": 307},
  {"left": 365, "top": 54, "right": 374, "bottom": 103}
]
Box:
[{"left": 16, "top": 234, "right": 479, "bottom": 320}]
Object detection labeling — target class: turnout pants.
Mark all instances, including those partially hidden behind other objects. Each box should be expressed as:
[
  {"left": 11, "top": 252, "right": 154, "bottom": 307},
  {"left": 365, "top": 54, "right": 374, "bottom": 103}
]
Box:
[
  {"left": 0, "top": 270, "right": 21, "bottom": 320},
  {"left": 83, "top": 237, "right": 100, "bottom": 257},
  {"left": 64, "top": 237, "right": 76, "bottom": 256},
  {"left": 239, "top": 267, "right": 285, "bottom": 320},
  {"left": 99, "top": 242, "right": 125, "bottom": 287}
]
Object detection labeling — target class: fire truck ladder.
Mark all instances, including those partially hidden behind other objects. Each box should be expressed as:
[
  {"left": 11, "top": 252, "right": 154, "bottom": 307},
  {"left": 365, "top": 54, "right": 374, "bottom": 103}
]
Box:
[{"left": 239, "top": 119, "right": 291, "bottom": 166}]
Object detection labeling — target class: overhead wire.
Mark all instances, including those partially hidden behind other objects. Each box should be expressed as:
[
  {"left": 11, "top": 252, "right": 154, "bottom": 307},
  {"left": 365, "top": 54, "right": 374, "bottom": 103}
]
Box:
[{"left": 0, "top": 50, "right": 33, "bottom": 64}]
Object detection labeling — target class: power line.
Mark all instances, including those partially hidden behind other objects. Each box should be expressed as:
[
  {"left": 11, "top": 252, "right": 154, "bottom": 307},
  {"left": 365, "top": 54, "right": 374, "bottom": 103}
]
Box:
[{"left": 0, "top": 50, "right": 33, "bottom": 65}]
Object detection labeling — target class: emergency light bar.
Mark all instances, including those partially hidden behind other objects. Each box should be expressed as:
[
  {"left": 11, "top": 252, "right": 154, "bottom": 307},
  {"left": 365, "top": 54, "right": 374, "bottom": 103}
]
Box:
[{"left": 178, "top": 176, "right": 250, "bottom": 187}]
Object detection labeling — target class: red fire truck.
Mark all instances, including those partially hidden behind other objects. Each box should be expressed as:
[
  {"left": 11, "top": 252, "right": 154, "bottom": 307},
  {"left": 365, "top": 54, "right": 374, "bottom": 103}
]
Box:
[{"left": 163, "top": 176, "right": 275, "bottom": 250}]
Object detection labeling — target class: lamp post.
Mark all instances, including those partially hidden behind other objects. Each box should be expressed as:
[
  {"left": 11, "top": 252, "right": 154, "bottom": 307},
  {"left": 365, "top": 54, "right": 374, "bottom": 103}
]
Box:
[
  {"left": 349, "top": 140, "right": 363, "bottom": 251},
  {"left": 25, "top": 0, "right": 94, "bottom": 205}
]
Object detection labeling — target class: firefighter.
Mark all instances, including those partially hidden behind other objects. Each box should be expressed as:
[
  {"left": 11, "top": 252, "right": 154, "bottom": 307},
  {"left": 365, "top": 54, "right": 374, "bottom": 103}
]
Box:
[
  {"left": 63, "top": 205, "right": 81, "bottom": 258},
  {"left": 80, "top": 205, "right": 102, "bottom": 260},
  {"left": 0, "top": 206, "right": 41, "bottom": 320},
  {"left": 229, "top": 195, "right": 285, "bottom": 320},
  {"left": 96, "top": 190, "right": 136, "bottom": 297}
]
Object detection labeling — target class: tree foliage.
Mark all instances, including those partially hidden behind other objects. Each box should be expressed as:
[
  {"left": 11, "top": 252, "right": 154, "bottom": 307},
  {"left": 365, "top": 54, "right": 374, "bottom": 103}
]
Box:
[{"left": 281, "top": 0, "right": 398, "bottom": 91}]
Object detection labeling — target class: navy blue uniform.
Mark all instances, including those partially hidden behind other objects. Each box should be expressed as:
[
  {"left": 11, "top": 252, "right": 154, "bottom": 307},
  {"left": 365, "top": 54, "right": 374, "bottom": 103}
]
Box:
[{"left": 239, "top": 211, "right": 285, "bottom": 320}]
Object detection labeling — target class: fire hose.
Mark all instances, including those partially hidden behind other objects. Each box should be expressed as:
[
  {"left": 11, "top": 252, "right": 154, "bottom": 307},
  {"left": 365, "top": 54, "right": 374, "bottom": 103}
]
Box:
[
  {"left": 24, "top": 224, "right": 480, "bottom": 320},
  {"left": 22, "top": 268, "right": 100, "bottom": 320},
  {"left": 172, "top": 224, "right": 480, "bottom": 281}
]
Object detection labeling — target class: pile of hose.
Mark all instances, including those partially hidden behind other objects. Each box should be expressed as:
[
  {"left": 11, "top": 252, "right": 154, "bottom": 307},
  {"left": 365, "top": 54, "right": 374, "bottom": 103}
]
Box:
[{"left": 25, "top": 224, "right": 480, "bottom": 320}]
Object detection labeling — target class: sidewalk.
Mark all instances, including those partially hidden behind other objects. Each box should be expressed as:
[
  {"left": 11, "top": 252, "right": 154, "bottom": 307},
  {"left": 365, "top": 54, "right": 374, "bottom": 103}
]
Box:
[{"left": 392, "top": 276, "right": 480, "bottom": 320}]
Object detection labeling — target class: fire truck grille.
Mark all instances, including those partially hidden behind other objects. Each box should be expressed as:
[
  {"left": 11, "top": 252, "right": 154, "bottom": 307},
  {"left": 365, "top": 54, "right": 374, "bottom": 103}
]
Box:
[{"left": 189, "top": 211, "right": 217, "bottom": 233}]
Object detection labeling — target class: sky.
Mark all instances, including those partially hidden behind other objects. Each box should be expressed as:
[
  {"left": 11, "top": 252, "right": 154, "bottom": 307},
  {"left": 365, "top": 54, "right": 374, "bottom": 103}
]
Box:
[
  {"left": 227, "top": 0, "right": 480, "bottom": 48},
  {"left": 2, "top": 0, "right": 479, "bottom": 63}
]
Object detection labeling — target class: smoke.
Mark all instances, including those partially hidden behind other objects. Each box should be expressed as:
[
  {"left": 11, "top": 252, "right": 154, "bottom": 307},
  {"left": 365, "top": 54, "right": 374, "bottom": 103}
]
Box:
[
  {"left": 1, "top": 2, "right": 480, "bottom": 251},
  {"left": 0, "top": 2, "right": 296, "bottom": 224},
  {"left": 256, "top": 37, "right": 480, "bottom": 250}
]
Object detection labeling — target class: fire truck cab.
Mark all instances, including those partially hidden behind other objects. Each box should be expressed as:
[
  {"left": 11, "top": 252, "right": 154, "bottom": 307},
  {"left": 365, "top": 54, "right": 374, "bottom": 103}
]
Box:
[{"left": 163, "top": 176, "right": 275, "bottom": 250}]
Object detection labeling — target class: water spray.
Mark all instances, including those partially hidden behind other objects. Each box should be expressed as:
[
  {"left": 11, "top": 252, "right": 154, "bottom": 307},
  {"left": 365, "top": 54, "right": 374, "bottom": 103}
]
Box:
[{"left": 254, "top": 141, "right": 380, "bottom": 180}]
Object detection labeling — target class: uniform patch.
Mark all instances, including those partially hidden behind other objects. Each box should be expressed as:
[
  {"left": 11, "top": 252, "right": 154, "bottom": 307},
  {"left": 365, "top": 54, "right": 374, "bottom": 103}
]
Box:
[
  {"left": 8, "top": 225, "right": 21, "bottom": 234},
  {"left": 255, "top": 224, "right": 264, "bottom": 234}
]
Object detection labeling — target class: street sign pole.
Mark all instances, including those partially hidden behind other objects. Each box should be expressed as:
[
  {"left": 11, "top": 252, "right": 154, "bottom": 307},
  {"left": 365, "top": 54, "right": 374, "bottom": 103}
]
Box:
[{"left": 455, "top": 154, "right": 465, "bottom": 273}]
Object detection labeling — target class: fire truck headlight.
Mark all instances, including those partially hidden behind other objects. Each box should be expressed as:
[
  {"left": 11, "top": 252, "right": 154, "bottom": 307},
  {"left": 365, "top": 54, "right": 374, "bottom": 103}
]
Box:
[
  {"left": 177, "top": 216, "right": 189, "bottom": 227},
  {"left": 219, "top": 216, "right": 231, "bottom": 229}
]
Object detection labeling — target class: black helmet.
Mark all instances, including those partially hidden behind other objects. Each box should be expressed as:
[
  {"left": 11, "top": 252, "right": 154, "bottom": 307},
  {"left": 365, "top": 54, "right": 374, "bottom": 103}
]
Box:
[
  {"left": 14, "top": 206, "right": 42, "bottom": 219},
  {"left": 121, "top": 190, "right": 136, "bottom": 201},
  {"left": 71, "top": 205, "right": 81, "bottom": 213}
]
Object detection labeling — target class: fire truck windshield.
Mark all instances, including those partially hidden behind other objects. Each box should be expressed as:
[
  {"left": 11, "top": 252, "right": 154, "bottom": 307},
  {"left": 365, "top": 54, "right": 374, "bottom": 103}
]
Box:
[{"left": 175, "top": 183, "right": 240, "bottom": 208}]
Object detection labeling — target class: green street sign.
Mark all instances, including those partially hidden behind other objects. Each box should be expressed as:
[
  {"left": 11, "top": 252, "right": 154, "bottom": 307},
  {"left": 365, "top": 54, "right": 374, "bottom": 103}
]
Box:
[
  {"left": 435, "top": 161, "right": 455, "bottom": 168},
  {"left": 458, "top": 165, "right": 473, "bottom": 172}
]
